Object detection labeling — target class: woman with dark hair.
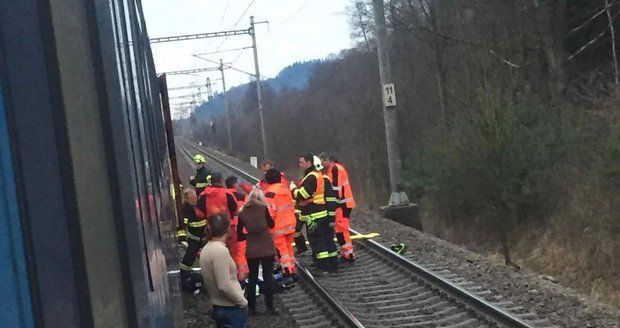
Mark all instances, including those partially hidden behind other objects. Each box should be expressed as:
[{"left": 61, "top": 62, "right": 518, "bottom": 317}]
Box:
[{"left": 237, "top": 188, "right": 278, "bottom": 315}]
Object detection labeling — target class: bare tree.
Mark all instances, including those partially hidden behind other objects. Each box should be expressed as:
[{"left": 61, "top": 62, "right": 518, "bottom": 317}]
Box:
[{"left": 606, "top": 0, "right": 619, "bottom": 84}]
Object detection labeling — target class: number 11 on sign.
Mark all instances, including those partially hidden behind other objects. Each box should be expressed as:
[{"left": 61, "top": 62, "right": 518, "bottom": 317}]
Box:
[{"left": 383, "top": 83, "right": 396, "bottom": 107}]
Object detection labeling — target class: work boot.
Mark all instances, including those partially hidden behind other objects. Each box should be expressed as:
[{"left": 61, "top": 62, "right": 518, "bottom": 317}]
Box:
[
  {"left": 291, "top": 273, "right": 300, "bottom": 282},
  {"left": 268, "top": 307, "right": 279, "bottom": 315},
  {"left": 309, "top": 268, "right": 329, "bottom": 278},
  {"left": 280, "top": 275, "right": 294, "bottom": 286},
  {"left": 248, "top": 302, "right": 257, "bottom": 316},
  {"left": 295, "top": 247, "right": 307, "bottom": 256}
]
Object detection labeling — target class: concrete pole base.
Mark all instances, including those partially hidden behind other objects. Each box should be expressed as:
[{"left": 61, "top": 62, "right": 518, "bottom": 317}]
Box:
[{"left": 379, "top": 203, "right": 422, "bottom": 231}]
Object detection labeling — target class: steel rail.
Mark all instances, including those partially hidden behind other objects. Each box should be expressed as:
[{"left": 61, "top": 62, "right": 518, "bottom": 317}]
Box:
[
  {"left": 181, "top": 141, "right": 364, "bottom": 328},
  {"left": 351, "top": 228, "right": 535, "bottom": 328}
]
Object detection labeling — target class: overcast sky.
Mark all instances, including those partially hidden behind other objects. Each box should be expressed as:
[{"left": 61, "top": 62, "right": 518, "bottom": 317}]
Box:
[{"left": 142, "top": 0, "right": 354, "bottom": 116}]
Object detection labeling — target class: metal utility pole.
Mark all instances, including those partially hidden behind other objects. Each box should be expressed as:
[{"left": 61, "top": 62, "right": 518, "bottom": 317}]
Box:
[
  {"left": 206, "top": 78, "right": 213, "bottom": 101},
  {"left": 151, "top": 19, "right": 268, "bottom": 158},
  {"left": 250, "top": 16, "right": 268, "bottom": 160},
  {"left": 220, "top": 58, "right": 233, "bottom": 153},
  {"left": 373, "top": 0, "right": 409, "bottom": 206}
]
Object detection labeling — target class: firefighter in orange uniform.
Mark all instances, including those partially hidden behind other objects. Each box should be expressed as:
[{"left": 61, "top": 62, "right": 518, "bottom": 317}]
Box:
[
  {"left": 263, "top": 168, "right": 297, "bottom": 280},
  {"left": 320, "top": 153, "right": 356, "bottom": 262},
  {"left": 225, "top": 176, "right": 249, "bottom": 282}
]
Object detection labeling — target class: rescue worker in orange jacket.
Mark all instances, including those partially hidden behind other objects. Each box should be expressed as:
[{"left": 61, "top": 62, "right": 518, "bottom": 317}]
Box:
[
  {"left": 263, "top": 168, "right": 297, "bottom": 279},
  {"left": 195, "top": 173, "right": 238, "bottom": 239},
  {"left": 291, "top": 154, "right": 338, "bottom": 273},
  {"left": 179, "top": 187, "right": 207, "bottom": 277},
  {"left": 225, "top": 176, "right": 249, "bottom": 282},
  {"left": 259, "top": 160, "right": 288, "bottom": 191},
  {"left": 320, "top": 153, "right": 356, "bottom": 262}
]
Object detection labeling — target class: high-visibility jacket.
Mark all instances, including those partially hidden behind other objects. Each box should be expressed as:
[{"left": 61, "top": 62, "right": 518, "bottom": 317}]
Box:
[
  {"left": 182, "top": 202, "right": 206, "bottom": 241},
  {"left": 239, "top": 182, "right": 254, "bottom": 194},
  {"left": 196, "top": 185, "right": 237, "bottom": 220},
  {"left": 264, "top": 182, "right": 296, "bottom": 236},
  {"left": 323, "top": 175, "right": 338, "bottom": 219},
  {"left": 190, "top": 166, "right": 212, "bottom": 195},
  {"left": 259, "top": 172, "right": 288, "bottom": 191},
  {"left": 227, "top": 188, "right": 246, "bottom": 226},
  {"left": 326, "top": 163, "right": 356, "bottom": 208},
  {"left": 229, "top": 189, "right": 246, "bottom": 208},
  {"left": 293, "top": 168, "right": 327, "bottom": 222}
]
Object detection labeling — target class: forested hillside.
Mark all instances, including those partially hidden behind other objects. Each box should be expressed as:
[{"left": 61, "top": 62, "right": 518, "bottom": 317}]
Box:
[
  {"left": 190, "top": 60, "right": 321, "bottom": 122},
  {"left": 178, "top": 0, "right": 619, "bottom": 306}
]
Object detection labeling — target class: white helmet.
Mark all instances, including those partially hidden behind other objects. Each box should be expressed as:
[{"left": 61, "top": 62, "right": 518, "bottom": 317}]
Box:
[{"left": 313, "top": 155, "right": 323, "bottom": 171}]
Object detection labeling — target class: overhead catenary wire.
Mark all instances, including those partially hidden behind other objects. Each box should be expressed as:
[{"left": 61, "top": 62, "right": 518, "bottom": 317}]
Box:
[
  {"left": 281, "top": 0, "right": 312, "bottom": 25},
  {"left": 202, "top": 0, "right": 232, "bottom": 57},
  {"left": 218, "top": 0, "right": 231, "bottom": 26},
  {"left": 194, "top": 46, "right": 253, "bottom": 56},
  {"left": 211, "top": 0, "right": 257, "bottom": 58},
  {"left": 193, "top": 54, "right": 255, "bottom": 77},
  {"left": 231, "top": 48, "right": 248, "bottom": 66}
]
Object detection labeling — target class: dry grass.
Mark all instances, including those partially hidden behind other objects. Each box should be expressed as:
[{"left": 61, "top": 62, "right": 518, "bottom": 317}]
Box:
[
  {"left": 421, "top": 168, "right": 619, "bottom": 308},
  {"left": 514, "top": 168, "right": 619, "bottom": 307}
]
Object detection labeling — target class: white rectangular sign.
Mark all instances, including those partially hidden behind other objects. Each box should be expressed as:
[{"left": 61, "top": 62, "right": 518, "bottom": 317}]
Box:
[
  {"left": 383, "top": 83, "right": 396, "bottom": 107},
  {"left": 250, "top": 156, "right": 258, "bottom": 168}
]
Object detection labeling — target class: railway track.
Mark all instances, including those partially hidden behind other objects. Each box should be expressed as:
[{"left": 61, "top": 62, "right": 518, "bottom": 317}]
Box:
[
  {"left": 178, "top": 142, "right": 362, "bottom": 328},
  {"left": 180, "top": 140, "right": 557, "bottom": 328}
]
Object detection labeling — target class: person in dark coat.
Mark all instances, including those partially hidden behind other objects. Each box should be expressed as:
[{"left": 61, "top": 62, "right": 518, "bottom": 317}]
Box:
[{"left": 237, "top": 187, "right": 278, "bottom": 315}]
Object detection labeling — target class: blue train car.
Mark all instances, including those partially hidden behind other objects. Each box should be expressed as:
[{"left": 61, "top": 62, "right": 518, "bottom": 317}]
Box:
[{"left": 0, "top": 0, "right": 183, "bottom": 327}]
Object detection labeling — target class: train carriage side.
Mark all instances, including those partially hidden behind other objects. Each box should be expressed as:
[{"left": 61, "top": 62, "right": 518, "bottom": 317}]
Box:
[{"left": 0, "top": 0, "right": 183, "bottom": 327}]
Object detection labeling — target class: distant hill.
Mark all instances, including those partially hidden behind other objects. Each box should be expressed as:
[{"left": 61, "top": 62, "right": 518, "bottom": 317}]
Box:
[
  {"left": 192, "top": 60, "right": 321, "bottom": 121},
  {"left": 268, "top": 60, "right": 322, "bottom": 92}
]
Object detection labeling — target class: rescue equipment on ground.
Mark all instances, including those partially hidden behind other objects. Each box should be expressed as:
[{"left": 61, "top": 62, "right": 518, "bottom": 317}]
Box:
[
  {"left": 349, "top": 232, "right": 380, "bottom": 240},
  {"left": 181, "top": 271, "right": 203, "bottom": 294},
  {"left": 390, "top": 243, "right": 407, "bottom": 255}
]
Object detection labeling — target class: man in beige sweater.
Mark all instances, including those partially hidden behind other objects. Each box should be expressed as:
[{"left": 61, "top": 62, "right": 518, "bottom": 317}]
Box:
[{"left": 200, "top": 214, "right": 248, "bottom": 327}]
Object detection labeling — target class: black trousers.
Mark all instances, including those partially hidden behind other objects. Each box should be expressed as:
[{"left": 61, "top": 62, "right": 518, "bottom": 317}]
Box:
[
  {"left": 247, "top": 256, "right": 275, "bottom": 310},
  {"left": 307, "top": 219, "right": 338, "bottom": 272},
  {"left": 294, "top": 217, "right": 308, "bottom": 253},
  {"left": 181, "top": 228, "right": 206, "bottom": 271}
]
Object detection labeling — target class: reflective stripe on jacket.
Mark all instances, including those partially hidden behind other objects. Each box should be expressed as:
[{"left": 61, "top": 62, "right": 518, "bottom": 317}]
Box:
[
  {"left": 327, "top": 163, "right": 356, "bottom": 208},
  {"left": 264, "top": 182, "right": 296, "bottom": 236},
  {"left": 294, "top": 169, "right": 327, "bottom": 222},
  {"left": 323, "top": 175, "right": 338, "bottom": 218}
]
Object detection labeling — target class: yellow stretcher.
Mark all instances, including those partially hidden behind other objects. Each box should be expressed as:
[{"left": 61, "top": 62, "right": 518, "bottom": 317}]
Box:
[
  {"left": 350, "top": 232, "right": 380, "bottom": 240},
  {"left": 291, "top": 232, "right": 380, "bottom": 247}
]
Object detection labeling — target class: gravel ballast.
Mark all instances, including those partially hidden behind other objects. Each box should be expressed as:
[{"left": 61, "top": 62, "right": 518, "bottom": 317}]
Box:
[{"left": 350, "top": 208, "right": 619, "bottom": 328}]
